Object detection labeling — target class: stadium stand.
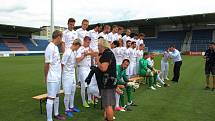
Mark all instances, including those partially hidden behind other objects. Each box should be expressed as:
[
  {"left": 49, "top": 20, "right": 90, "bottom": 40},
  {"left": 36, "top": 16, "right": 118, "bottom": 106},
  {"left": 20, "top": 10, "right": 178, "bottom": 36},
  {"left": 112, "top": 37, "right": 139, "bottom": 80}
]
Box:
[
  {"left": 0, "top": 38, "right": 11, "bottom": 51},
  {"left": 144, "top": 31, "right": 186, "bottom": 52},
  {"left": 19, "top": 36, "right": 49, "bottom": 51},
  {"left": 2, "top": 38, "right": 28, "bottom": 51},
  {"left": 34, "top": 39, "right": 49, "bottom": 51},
  {"left": 190, "top": 29, "right": 213, "bottom": 51}
]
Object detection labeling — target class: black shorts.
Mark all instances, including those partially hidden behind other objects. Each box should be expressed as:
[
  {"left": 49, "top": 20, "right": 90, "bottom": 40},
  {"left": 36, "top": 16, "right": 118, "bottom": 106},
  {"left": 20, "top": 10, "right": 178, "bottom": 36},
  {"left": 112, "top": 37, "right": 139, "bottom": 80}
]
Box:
[{"left": 205, "top": 64, "right": 215, "bottom": 75}]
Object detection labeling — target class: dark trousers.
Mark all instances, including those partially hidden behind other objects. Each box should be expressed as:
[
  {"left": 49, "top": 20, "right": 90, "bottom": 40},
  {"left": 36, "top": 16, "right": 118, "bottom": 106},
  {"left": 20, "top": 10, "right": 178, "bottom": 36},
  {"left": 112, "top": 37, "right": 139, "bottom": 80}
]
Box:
[{"left": 172, "top": 61, "right": 182, "bottom": 82}]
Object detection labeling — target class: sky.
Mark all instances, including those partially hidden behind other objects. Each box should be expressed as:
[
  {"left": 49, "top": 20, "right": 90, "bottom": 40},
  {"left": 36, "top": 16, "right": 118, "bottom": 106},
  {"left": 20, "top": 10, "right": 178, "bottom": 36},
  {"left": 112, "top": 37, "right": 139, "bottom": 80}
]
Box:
[{"left": 0, "top": 0, "right": 215, "bottom": 28}]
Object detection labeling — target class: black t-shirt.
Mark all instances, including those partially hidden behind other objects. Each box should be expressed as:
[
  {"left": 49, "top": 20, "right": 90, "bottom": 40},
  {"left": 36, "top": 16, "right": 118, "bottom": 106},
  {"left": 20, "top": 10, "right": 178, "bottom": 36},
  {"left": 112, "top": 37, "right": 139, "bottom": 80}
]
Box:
[
  {"left": 210, "top": 50, "right": 215, "bottom": 66},
  {"left": 205, "top": 49, "right": 215, "bottom": 66},
  {"left": 205, "top": 49, "right": 212, "bottom": 65},
  {"left": 98, "top": 48, "right": 116, "bottom": 89}
]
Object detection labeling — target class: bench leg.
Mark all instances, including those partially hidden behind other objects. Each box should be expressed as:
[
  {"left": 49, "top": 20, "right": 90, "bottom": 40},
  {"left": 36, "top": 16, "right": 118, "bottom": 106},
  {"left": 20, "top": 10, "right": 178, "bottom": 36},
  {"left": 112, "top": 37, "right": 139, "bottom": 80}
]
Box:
[{"left": 40, "top": 100, "right": 43, "bottom": 114}]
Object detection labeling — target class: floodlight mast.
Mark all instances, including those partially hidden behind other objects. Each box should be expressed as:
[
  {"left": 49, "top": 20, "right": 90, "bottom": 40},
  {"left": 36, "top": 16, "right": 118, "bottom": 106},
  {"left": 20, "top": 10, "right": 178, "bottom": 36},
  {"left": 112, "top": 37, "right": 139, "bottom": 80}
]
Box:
[{"left": 50, "top": 0, "right": 54, "bottom": 36}]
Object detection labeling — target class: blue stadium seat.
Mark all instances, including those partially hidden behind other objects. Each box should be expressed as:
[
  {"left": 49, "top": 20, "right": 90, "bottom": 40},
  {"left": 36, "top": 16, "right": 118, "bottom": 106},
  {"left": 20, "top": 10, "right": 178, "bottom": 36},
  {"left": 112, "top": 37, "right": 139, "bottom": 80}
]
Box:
[
  {"left": 144, "top": 31, "right": 186, "bottom": 52},
  {"left": 19, "top": 36, "right": 49, "bottom": 51},
  {"left": 0, "top": 39, "right": 10, "bottom": 51},
  {"left": 190, "top": 29, "right": 212, "bottom": 51}
]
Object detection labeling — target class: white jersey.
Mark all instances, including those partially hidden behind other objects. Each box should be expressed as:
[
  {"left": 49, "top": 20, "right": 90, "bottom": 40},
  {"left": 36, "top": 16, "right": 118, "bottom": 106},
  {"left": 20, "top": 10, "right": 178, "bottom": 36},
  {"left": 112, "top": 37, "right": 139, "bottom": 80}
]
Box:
[
  {"left": 169, "top": 49, "right": 182, "bottom": 62},
  {"left": 161, "top": 51, "right": 170, "bottom": 62},
  {"left": 114, "top": 46, "right": 126, "bottom": 64},
  {"left": 62, "top": 29, "right": 78, "bottom": 49},
  {"left": 122, "top": 35, "right": 131, "bottom": 47},
  {"left": 107, "top": 32, "right": 118, "bottom": 43},
  {"left": 136, "top": 39, "right": 144, "bottom": 49},
  {"left": 131, "top": 38, "right": 137, "bottom": 42},
  {"left": 76, "top": 28, "right": 89, "bottom": 42},
  {"left": 45, "top": 42, "right": 61, "bottom": 82},
  {"left": 76, "top": 46, "right": 92, "bottom": 67},
  {"left": 88, "top": 29, "right": 99, "bottom": 52},
  {"left": 115, "top": 33, "right": 122, "bottom": 40},
  {"left": 124, "top": 47, "right": 132, "bottom": 60},
  {"left": 138, "top": 39, "right": 144, "bottom": 46},
  {"left": 61, "top": 49, "right": 76, "bottom": 74},
  {"left": 130, "top": 48, "right": 137, "bottom": 63},
  {"left": 136, "top": 50, "right": 144, "bottom": 61},
  {"left": 99, "top": 32, "right": 108, "bottom": 40},
  {"left": 147, "top": 58, "right": 154, "bottom": 67}
]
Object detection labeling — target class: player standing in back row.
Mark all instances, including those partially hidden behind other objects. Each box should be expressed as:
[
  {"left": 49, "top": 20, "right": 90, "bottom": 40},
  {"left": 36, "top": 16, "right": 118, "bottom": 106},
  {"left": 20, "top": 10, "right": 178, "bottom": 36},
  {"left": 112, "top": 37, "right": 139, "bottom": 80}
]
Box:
[{"left": 61, "top": 18, "right": 78, "bottom": 53}]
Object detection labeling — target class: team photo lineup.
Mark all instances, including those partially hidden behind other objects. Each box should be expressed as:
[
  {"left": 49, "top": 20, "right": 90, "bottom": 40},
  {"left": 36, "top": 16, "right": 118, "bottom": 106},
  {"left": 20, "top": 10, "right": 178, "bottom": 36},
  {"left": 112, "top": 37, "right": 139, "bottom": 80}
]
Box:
[
  {"left": 1, "top": 0, "right": 215, "bottom": 121},
  {"left": 43, "top": 18, "right": 192, "bottom": 121}
]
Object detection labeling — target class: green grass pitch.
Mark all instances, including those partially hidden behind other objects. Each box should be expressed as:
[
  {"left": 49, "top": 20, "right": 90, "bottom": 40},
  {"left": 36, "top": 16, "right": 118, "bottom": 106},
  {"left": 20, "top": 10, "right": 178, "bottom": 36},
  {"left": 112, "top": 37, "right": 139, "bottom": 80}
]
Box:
[{"left": 0, "top": 55, "right": 215, "bottom": 121}]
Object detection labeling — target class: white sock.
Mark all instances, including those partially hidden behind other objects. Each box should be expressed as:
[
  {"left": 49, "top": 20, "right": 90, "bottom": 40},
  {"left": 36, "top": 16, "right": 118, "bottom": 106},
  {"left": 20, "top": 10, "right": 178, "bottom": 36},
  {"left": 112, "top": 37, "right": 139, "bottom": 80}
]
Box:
[
  {"left": 54, "top": 97, "right": 59, "bottom": 116},
  {"left": 161, "top": 71, "right": 165, "bottom": 80},
  {"left": 87, "top": 88, "right": 92, "bottom": 101},
  {"left": 64, "top": 94, "right": 70, "bottom": 111},
  {"left": 70, "top": 92, "right": 75, "bottom": 108},
  {"left": 115, "top": 93, "right": 120, "bottom": 108},
  {"left": 81, "top": 82, "right": 86, "bottom": 104},
  {"left": 164, "top": 70, "right": 168, "bottom": 79},
  {"left": 46, "top": 99, "right": 54, "bottom": 121},
  {"left": 88, "top": 94, "right": 92, "bottom": 102}
]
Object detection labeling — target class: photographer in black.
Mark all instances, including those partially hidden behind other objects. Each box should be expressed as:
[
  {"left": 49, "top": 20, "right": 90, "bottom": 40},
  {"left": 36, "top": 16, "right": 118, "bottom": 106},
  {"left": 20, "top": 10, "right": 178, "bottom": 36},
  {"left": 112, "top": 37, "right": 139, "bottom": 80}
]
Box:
[
  {"left": 85, "top": 38, "right": 116, "bottom": 121},
  {"left": 204, "top": 42, "right": 215, "bottom": 91}
]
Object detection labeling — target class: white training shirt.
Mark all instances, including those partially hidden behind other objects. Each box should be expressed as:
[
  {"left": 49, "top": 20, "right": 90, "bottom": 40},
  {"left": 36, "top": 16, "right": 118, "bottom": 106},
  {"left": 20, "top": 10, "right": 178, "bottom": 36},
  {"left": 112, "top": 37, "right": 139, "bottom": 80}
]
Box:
[
  {"left": 61, "top": 49, "right": 76, "bottom": 74},
  {"left": 114, "top": 46, "right": 126, "bottom": 64},
  {"left": 62, "top": 29, "right": 78, "bottom": 49},
  {"left": 122, "top": 35, "right": 131, "bottom": 47},
  {"left": 76, "top": 46, "right": 92, "bottom": 67},
  {"left": 169, "top": 49, "right": 182, "bottom": 63},
  {"left": 99, "top": 32, "right": 108, "bottom": 40},
  {"left": 130, "top": 48, "right": 137, "bottom": 63},
  {"left": 136, "top": 39, "right": 144, "bottom": 49},
  {"left": 161, "top": 51, "right": 170, "bottom": 62},
  {"left": 45, "top": 42, "right": 61, "bottom": 82},
  {"left": 147, "top": 57, "right": 154, "bottom": 67},
  {"left": 115, "top": 33, "right": 122, "bottom": 40},
  {"left": 107, "top": 32, "right": 118, "bottom": 43},
  {"left": 76, "top": 28, "right": 89, "bottom": 42},
  {"left": 136, "top": 50, "right": 144, "bottom": 62},
  {"left": 88, "top": 29, "right": 99, "bottom": 52},
  {"left": 124, "top": 47, "right": 132, "bottom": 60}
]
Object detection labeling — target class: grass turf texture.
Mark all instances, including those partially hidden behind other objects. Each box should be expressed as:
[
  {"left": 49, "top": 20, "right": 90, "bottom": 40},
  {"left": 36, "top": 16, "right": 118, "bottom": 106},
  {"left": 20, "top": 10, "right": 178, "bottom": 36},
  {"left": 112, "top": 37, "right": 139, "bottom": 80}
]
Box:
[{"left": 0, "top": 55, "right": 215, "bottom": 121}]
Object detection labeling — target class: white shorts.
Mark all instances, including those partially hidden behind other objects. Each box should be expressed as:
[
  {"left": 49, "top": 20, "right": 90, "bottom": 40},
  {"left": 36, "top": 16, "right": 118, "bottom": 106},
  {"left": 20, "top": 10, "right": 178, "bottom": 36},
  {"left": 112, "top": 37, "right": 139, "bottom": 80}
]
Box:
[
  {"left": 47, "top": 81, "right": 61, "bottom": 98},
  {"left": 78, "top": 66, "right": 91, "bottom": 85},
  {"left": 62, "top": 73, "right": 76, "bottom": 94},
  {"left": 88, "top": 84, "right": 99, "bottom": 97}
]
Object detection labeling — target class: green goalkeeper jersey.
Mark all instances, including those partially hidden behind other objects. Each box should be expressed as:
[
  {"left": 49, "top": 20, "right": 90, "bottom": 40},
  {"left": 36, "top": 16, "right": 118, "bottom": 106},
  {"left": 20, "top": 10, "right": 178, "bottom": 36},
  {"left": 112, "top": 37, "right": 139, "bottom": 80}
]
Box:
[
  {"left": 116, "top": 65, "right": 128, "bottom": 85},
  {"left": 139, "top": 58, "right": 153, "bottom": 75}
]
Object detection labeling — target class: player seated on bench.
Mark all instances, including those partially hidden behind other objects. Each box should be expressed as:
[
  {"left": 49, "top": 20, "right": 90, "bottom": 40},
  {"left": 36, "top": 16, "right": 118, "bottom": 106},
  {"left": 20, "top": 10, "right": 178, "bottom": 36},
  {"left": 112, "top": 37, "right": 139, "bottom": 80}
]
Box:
[
  {"left": 147, "top": 53, "right": 169, "bottom": 88},
  {"left": 115, "top": 59, "right": 138, "bottom": 112},
  {"left": 139, "top": 52, "right": 157, "bottom": 90}
]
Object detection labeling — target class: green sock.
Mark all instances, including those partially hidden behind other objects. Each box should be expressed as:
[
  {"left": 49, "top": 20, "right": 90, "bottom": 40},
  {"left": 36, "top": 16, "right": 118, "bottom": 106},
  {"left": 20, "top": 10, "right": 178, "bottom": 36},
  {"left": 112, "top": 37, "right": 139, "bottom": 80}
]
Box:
[
  {"left": 149, "top": 76, "right": 153, "bottom": 87},
  {"left": 126, "top": 86, "right": 132, "bottom": 103},
  {"left": 153, "top": 74, "right": 158, "bottom": 85},
  {"left": 120, "top": 88, "right": 125, "bottom": 107}
]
